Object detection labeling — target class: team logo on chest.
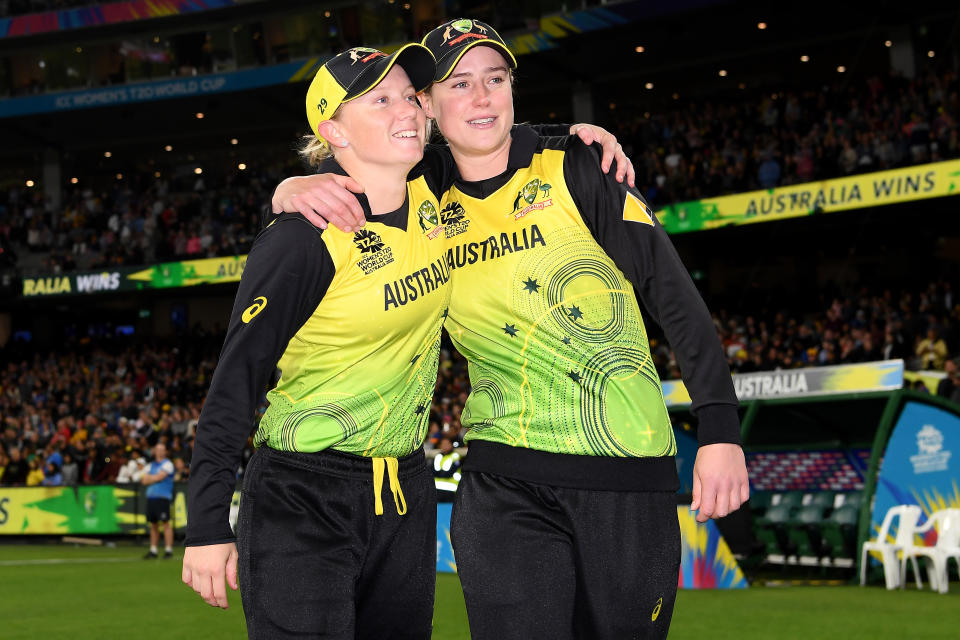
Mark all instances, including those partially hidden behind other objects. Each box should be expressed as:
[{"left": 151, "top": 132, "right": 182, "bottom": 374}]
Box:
[
  {"left": 417, "top": 200, "right": 445, "bottom": 239},
  {"left": 440, "top": 202, "right": 470, "bottom": 238},
  {"left": 511, "top": 177, "right": 553, "bottom": 220},
  {"left": 353, "top": 228, "right": 395, "bottom": 274}
]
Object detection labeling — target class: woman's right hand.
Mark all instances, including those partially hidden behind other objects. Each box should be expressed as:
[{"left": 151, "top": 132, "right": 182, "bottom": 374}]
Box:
[
  {"left": 182, "top": 542, "right": 239, "bottom": 609},
  {"left": 272, "top": 174, "right": 366, "bottom": 232}
]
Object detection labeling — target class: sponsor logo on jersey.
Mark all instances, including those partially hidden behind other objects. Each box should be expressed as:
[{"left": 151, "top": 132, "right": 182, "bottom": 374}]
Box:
[
  {"left": 511, "top": 178, "right": 553, "bottom": 220},
  {"left": 439, "top": 201, "right": 470, "bottom": 238},
  {"left": 651, "top": 596, "right": 663, "bottom": 621},
  {"left": 242, "top": 296, "right": 268, "bottom": 323},
  {"left": 354, "top": 229, "right": 395, "bottom": 274}
]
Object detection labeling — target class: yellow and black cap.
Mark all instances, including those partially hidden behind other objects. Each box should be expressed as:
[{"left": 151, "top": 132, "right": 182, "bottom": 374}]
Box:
[
  {"left": 305, "top": 43, "right": 436, "bottom": 140},
  {"left": 421, "top": 18, "right": 517, "bottom": 83}
]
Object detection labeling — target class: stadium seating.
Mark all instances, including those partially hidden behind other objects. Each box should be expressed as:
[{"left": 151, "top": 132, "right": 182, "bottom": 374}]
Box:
[{"left": 821, "top": 505, "right": 860, "bottom": 560}]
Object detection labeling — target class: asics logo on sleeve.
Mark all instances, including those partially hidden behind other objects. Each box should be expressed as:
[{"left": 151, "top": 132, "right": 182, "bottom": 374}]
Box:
[{"left": 242, "top": 296, "right": 268, "bottom": 323}]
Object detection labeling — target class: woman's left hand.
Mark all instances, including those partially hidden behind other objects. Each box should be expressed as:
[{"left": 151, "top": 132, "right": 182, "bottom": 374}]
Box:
[{"left": 570, "top": 124, "right": 636, "bottom": 188}]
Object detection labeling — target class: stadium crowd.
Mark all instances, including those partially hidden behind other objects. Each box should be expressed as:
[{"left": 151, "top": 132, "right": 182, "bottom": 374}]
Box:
[
  {"left": 4, "top": 66, "right": 958, "bottom": 272},
  {"left": 0, "top": 155, "right": 302, "bottom": 274},
  {"left": 616, "top": 69, "right": 960, "bottom": 207},
  {"left": 1, "top": 278, "right": 957, "bottom": 486}
]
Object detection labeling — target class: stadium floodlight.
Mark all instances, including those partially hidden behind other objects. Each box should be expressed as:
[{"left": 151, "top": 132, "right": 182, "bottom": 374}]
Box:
[
  {"left": 672, "top": 93, "right": 679, "bottom": 100},
  {"left": 164, "top": 145, "right": 173, "bottom": 151},
  {"left": 75, "top": 46, "right": 82, "bottom": 53},
  {"left": 154, "top": 171, "right": 161, "bottom": 178},
  {"left": 635, "top": 46, "right": 645, "bottom": 53},
  {"left": 757, "top": 22, "right": 767, "bottom": 30},
  {"left": 194, "top": 168, "right": 203, "bottom": 175},
  {"left": 231, "top": 138, "right": 239, "bottom": 145},
  {"left": 719, "top": 69, "right": 728, "bottom": 77},
  {"left": 104, "top": 151, "right": 112, "bottom": 158},
  {"left": 609, "top": 103, "right": 616, "bottom": 110},
  {"left": 238, "top": 163, "right": 247, "bottom": 170},
  {"left": 645, "top": 82, "right": 654, "bottom": 89},
  {"left": 928, "top": 50, "right": 935, "bottom": 58},
  {"left": 324, "top": 10, "right": 331, "bottom": 17},
  {"left": 116, "top": 173, "right": 123, "bottom": 180},
  {"left": 837, "top": 65, "right": 846, "bottom": 73},
  {"left": 196, "top": 112, "right": 204, "bottom": 119},
  {"left": 800, "top": 55, "right": 810, "bottom": 62},
  {"left": 70, "top": 178, "right": 78, "bottom": 184},
  {"left": 885, "top": 40, "right": 892, "bottom": 47},
  {"left": 25, "top": 180, "right": 34, "bottom": 187}
]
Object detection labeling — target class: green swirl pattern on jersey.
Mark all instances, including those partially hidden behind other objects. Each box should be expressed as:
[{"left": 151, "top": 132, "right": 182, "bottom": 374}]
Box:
[{"left": 443, "top": 148, "right": 674, "bottom": 458}]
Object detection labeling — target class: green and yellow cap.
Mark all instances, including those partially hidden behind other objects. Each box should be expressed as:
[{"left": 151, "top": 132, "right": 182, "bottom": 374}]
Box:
[
  {"left": 421, "top": 18, "right": 517, "bottom": 83},
  {"left": 305, "top": 43, "right": 436, "bottom": 140}
]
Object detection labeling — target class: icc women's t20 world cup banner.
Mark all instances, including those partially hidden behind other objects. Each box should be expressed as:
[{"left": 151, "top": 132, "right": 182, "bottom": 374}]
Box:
[{"left": 871, "top": 401, "right": 960, "bottom": 537}]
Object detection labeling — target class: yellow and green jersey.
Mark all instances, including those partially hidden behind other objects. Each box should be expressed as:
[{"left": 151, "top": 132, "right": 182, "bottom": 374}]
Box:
[
  {"left": 187, "top": 159, "right": 450, "bottom": 545},
  {"left": 440, "top": 127, "right": 740, "bottom": 490}
]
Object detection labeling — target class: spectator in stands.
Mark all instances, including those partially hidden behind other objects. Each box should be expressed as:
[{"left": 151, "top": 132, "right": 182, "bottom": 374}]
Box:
[
  {"left": 2, "top": 447, "right": 28, "bottom": 485},
  {"left": 937, "top": 357, "right": 960, "bottom": 403},
  {"left": 42, "top": 461, "right": 62, "bottom": 486},
  {"left": 916, "top": 327, "right": 949, "bottom": 370},
  {"left": 25, "top": 458, "right": 44, "bottom": 486},
  {"left": 60, "top": 452, "right": 79, "bottom": 485},
  {"left": 116, "top": 448, "right": 147, "bottom": 484}
]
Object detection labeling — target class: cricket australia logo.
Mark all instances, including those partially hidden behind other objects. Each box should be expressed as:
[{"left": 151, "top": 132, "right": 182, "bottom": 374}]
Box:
[
  {"left": 909, "top": 424, "right": 951, "bottom": 474},
  {"left": 440, "top": 201, "right": 470, "bottom": 238},
  {"left": 443, "top": 19, "right": 488, "bottom": 45},
  {"left": 353, "top": 229, "right": 394, "bottom": 274},
  {"left": 511, "top": 178, "right": 553, "bottom": 220},
  {"left": 349, "top": 47, "right": 386, "bottom": 65},
  {"left": 418, "top": 200, "right": 444, "bottom": 239}
]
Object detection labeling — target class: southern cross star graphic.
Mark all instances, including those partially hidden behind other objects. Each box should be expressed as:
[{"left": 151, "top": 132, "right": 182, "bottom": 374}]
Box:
[
  {"left": 561, "top": 337, "right": 571, "bottom": 345},
  {"left": 567, "top": 370, "right": 582, "bottom": 383},
  {"left": 502, "top": 323, "right": 519, "bottom": 337},
  {"left": 522, "top": 277, "right": 541, "bottom": 294},
  {"left": 415, "top": 404, "right": 426, "bottom": 415},
  {"left": 565, "top": 305, "right": 584, "bottom": 322}
]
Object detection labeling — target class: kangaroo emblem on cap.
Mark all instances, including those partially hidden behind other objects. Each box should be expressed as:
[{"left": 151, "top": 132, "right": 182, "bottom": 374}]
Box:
[{"left": 349, "top": 47, "right": 384, "bottom": 64}]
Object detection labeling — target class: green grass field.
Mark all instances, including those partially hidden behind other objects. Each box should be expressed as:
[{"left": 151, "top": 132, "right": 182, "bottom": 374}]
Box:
[{"left": 2, "top": 544, "right": 959, "bottom": 639}]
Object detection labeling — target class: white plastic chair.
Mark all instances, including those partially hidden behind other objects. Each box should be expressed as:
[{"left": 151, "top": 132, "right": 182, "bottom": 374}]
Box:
[
  {"left": 903, "top": 508, "right": 960, "bottom": 594},
  {"left": 860, "top": 504, "right": 922, "bottom": 590}
]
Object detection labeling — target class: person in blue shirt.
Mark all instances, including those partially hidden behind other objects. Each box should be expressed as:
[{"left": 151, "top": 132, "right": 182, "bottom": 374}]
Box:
[{"left": 142, "top": 442, "right": 176, "bottom": 558}]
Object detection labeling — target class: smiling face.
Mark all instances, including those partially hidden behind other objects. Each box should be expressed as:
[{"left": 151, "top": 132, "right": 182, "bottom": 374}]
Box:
[
  {"left": 330, "top": 66, "right": 426, "bottom": 171},
  {"left": 422, "top": 45, "right": 514, "bottom": 160}
]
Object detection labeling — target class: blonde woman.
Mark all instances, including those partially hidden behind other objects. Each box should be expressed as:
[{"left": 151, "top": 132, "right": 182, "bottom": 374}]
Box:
[{"left": 182, "top": 44, "right": 449, "bottom": 639}]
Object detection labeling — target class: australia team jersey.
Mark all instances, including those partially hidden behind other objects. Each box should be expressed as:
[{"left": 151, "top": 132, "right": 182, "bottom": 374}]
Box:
[
  {"left": 443, "top": 150, "right": 672, "bottom": 458},
  {"left": 440, "top": 127, "right": 740, "bottom": 489},
  {"left": 187, "top": 159, "right": 450, "bottom": 545}
]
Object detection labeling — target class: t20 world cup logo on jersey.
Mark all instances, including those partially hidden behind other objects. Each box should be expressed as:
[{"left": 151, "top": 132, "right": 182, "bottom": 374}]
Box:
[
  {"left": 353, "top": 228, "right": 395, "bottom": 274},
  {"left": 440, "top": 201, "right": 470, "bottom": 238},
  {"left": 511, "top": 178, "right": 553, "bottom": 220},
  {"left": 417, "top": 200, "right": 444, "bottom": 239}
]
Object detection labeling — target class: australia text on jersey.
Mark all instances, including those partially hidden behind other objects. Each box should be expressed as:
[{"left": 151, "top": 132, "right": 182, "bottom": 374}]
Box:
[{"left": 382, "top": 223, "right": 547, "bottom": 311}]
